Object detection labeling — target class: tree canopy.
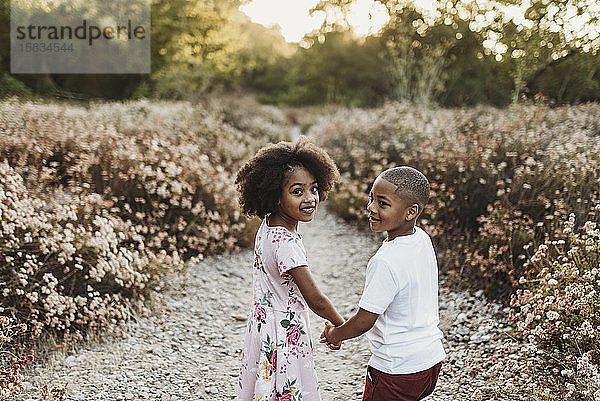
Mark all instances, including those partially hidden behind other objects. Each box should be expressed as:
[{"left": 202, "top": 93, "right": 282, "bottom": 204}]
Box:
[{"left": 1, "top": 0, "right": 599, "bottom": 106}]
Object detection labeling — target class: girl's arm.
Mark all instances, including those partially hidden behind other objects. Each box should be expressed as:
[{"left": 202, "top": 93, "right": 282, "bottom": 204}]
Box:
[{"left": 289, "top": 266, "right": 344, "bottom": 326}]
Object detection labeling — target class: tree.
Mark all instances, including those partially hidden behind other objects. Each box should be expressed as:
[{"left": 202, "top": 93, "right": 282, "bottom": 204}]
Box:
[
  {"left": 312, "top": 0, "right": 600, "bottom": 105},
  {"left": 529, "top": 51, "right": 600, "bottom": 103},
  {"left": 282, "top": 30, "right": 388, "bottom": 107},
  {"left": 377, "top": 6, "right": 454, "bottom": 104},
  {"left": 148, "top": 0, "right": 292, "bottom": 98},
  {"left": 310, "top": 0, "right": 509, "bottom": 105},
  {"left": 477, "top": 0, "right": 599, "bottom": 102},
  {"left": 148, "top": 0, "right": 231, "bottom": 97}
]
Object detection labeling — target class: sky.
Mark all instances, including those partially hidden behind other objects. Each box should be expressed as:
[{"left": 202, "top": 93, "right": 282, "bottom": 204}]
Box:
[{"left": 239, "top": 0, "right": 397, "bottom": 42}]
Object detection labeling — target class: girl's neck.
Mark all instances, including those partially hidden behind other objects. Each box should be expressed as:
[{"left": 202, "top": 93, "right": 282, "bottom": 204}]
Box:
[{"left": 267, "top": 212, "right": 298, "bottom": 234}]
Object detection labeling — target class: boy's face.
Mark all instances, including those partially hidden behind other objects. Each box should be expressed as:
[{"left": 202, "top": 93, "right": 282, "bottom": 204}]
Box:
[
  {"left": 277, "top": 166, "right": 319, "bottom": 223},
  {"left": 367, "top": 176, "right": 419, "bottom": 240}
]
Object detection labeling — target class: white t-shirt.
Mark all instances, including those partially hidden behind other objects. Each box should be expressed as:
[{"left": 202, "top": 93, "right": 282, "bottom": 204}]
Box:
[{"left": 358, "top": 226, "right": 446, "bottom": 374}]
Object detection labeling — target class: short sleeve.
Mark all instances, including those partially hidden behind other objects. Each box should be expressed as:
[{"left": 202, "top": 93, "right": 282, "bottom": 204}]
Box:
[
  {"left": 275, "top": 235, "right": 308, "bottom": 276},
  {"left": 358, "top": 257, "right": 403, "bottom": 314}
]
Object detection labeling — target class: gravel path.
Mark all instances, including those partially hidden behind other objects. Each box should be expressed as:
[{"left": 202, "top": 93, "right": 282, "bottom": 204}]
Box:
[{"left": 22, "top": 209, "right": 521, "bottom": 401}]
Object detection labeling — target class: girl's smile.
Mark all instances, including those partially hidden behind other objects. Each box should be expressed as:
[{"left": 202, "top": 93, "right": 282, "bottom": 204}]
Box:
[{"left": 300, "top": 205, "right": 316, "bottom": 215}]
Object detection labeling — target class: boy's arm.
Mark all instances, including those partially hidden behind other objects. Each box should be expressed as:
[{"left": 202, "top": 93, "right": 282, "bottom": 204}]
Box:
[{"left": 322, "top": 308, "right": 379, "bottom": 344}]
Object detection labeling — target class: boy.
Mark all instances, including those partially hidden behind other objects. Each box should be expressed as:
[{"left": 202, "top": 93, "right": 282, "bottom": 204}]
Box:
[{"left": 321, "top": 166, "right": 445, "bottom": 401}]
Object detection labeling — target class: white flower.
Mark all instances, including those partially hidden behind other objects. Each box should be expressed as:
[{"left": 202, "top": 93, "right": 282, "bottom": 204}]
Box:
[
  {"left": 560, "top": 369, "right": 574, "bottom": 377},
  {"left": 581, "top": 321, "right": 594, "bottom": 336}
]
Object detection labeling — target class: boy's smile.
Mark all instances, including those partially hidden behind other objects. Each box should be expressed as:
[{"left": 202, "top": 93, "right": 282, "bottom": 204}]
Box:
[{"left": 367, "top": 176, "right": 418, "bottom": 240}]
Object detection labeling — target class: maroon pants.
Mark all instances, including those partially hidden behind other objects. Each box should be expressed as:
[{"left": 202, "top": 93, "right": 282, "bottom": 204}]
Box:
[{"left": 362, "top": 362, "right": 442, "bottom": 401}]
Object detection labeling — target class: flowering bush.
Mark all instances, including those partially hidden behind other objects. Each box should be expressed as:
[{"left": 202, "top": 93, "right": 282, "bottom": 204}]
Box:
[
  {"left": 310, "top": 102, "right": 600, "bottom": 298},
  {"left": 1, "top": 161, "right": 157, "bottom": 339},
  {"left": 0, "top": 98, "right": 287, "bottom": 341},
  {"left": 1, "top": 314, "right": 65, "bottom": 401},
  {"left": 509, "top": 205, "right": 600, "bottom": 400},
  {"left": 0, "top": 315, "right": 29, "bottom": 400},
  {"left": 0, "top": 99, "right": 286, "bottom": 257}
]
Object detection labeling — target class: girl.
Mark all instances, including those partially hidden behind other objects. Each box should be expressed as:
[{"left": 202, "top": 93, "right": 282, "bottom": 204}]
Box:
[{"left": 235, "top": 136, "right": 344, "bottom": 401}]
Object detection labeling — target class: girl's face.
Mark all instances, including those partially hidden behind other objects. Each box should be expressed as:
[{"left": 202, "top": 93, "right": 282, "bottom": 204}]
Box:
[
  {"left": 366, "top": 175, "right": 418, "bottom": 240},
  {"left": 276, "top": 166, "right": 319, "bottom": 223}
]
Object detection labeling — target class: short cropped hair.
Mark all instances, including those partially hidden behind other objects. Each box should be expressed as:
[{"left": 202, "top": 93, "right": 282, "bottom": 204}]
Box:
[
  {"left": 380, "top": 166, "right": 430, "bottom": 211},
  {"left": 235, "top": 136, "right": 340, "bottom": 218}
]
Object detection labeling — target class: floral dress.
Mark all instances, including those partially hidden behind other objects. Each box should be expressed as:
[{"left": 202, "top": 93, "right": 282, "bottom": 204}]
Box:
[{"left": 237, "top": 219, "right": 320, "bottom": 401}]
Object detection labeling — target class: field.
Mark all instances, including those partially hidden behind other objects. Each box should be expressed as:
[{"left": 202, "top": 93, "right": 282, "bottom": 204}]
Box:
[{"left": 1, "top": 97, "right": 599, "bottom": 400}]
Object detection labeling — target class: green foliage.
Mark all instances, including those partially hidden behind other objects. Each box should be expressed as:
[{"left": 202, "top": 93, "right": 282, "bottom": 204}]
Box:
[
  {"left": 529, "top": 52, "right": 600, "bottom": 104},
  {"left": 271, "top": 3, "right": 517, "bottom": 107},
  {"left": 149, "top": 0, "right": 292, "bottom": 99},
  {"left": 149, "top": 0, "right": 231, "bottom": 97},
  {"left": 248, "top": 60, "right": 291, "bottom": 104},
  {"left": 379, "top": 7, "right": 449, "bottom": 104},
  {"left": 435, "top": 21, "right": 512, "bottom": 106},
  {"left": 304, "top": 0, "right": 600, "bottom": 107},
  {"left": 0, "top": 73, "right": 32, "bottom": 98},
  {"left": 474, "top": 0, "right": 599, "bottom": 104},
  {"left": 1, "top": 0, "right": 599, "bottom": 106},
  {"left": 280, "top": 31, "right": 387, "bottom": 107},
  {"left": 131, "top": 81, "right": 152, "bottom": 100},
  {"left": 492, "top": 20, "right": 562, "bottom": 103},
  {"left": 0, "top": 0, "right": 289, "bottom": 100},
  {"left": 0, "top": 0, "right": 146, "bottom": 99}
]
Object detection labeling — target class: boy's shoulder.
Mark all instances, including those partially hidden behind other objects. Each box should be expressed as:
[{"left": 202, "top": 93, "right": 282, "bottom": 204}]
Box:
[
  {"left": 371, "top": 240, "right": 404, "bottom": 266},
  {"left": 372, "top": 227, "right": 433, "bottom": 261},
  {"left": 379, "top": 227, "right": 430, "bottom": 248}
]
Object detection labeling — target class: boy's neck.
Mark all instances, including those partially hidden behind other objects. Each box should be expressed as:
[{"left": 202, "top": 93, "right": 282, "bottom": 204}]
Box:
[{"left": 386, "top": 225, "right": 416, "bottom": 241}]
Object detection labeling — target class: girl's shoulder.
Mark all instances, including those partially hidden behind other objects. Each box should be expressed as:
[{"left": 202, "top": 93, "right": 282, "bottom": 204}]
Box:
[{"left": 262, "top": 220, "right": 302, "bottom": 244}]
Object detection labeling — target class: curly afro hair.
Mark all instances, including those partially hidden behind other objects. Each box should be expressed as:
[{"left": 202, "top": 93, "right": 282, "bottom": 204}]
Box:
[{"left": 235, "top": 136, "right": 340, "bottom": 218}]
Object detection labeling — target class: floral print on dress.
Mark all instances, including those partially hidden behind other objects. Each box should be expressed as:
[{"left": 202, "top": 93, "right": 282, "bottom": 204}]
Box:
[
  {"left": 280, "top": 311, "right": 306, "bottom": 346},
  {"left": 277, "top": 379, "right": 303, "bottom": 401},
  {"left": 257, "top": 334, "right": 282, "bottom": 382},
  {"left": 255, "top": 240, "right": 266, "bottom": 274},
  {"left": 250, "top": 292, "right": 274, "bottom": 333},
  {"left": 238, "top": 220, "right": 320, "bottom": 401},
  {"left": 275, "top": 232, "right": 306, "bottom": 277},
  {"left": 254, "top": 304, "right": 268, "bottom": 332}
]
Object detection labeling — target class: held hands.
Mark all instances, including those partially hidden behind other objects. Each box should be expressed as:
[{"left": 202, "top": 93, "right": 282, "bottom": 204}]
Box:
[{"left": 320, "top": 321, "right": 342, "bottom": 350}]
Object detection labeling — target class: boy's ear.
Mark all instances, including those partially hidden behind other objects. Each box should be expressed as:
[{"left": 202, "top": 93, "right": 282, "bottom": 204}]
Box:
[{"left": 405, "top": 204, "right": 420, "bottom": 221}]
